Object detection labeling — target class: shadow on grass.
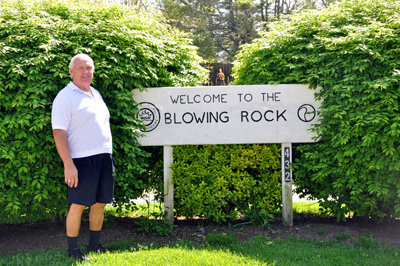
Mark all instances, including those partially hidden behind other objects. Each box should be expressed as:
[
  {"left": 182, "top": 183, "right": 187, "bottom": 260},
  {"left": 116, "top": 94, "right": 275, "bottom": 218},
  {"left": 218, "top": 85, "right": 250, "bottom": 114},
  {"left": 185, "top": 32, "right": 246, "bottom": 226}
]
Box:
[{"left": 1, "top": 234, "right": 400, "bottom": 266}]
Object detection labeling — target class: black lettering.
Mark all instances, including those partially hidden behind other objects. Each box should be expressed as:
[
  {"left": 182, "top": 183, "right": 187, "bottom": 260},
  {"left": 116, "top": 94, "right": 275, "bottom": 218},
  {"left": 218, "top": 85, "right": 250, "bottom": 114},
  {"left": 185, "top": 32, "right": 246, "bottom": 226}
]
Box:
[
  {"left": 194, "top": 112, "right": 206, "bottom": 123},
  {"left": 238, "top": 93, "right": 243, "bottom": 102},
  {"left": 209, "top": 112, "right": 218, "bottom": 123},
  {"left": 264, "top": 110, "right": 274, "bottom": 121},
  {"left": 182, "top": 112, "right": 193, "bottom": 124},
  {"left": 179, "top": 95, "right": 185, "bottom": 104},
  {"left": 262, "top": 93, "right": 279, "bottom": 101},
  {"left": 204, "top": 94, "right": 212, "bottom": 103},
  {"left": 221, "top": 94, "right": 227, "bottom": 103},
  {"left": 219, "top": 111, "right": 229, "bottom": 123},
  {"left": 174, "top": 113, "right": 182, "bottom": 124},
  {"left": 275, "top": 92, "right": 281, "bottom": 101},
  {"left": 244, "top": 93, "right": 253, "bottom": 102},
  {"left": 165, "top": 113, "right": 172, "bottom": 124},
  {"left": 251, "top": 111, "right": 262, "bottom": 122},
  {"left": 266, "top": 93, "right": 274, "bottom": 101},
  {"left": 212, "top": 94, "right": 220, "bottom": 102},
  {"left": 170, "top": 96, "right": 179, "bottom": 104},
  {"left": 241, "top": 111, "right": 249, "bottom": 122},
  {"left": 187, "top": 95, "right": 194, "bottom": 104},
  {"left": 194, "top": 95, "right": 201, "bottom": 103},
  {"left": 277, "top": 110, "right": 287, "bottom": 121}
]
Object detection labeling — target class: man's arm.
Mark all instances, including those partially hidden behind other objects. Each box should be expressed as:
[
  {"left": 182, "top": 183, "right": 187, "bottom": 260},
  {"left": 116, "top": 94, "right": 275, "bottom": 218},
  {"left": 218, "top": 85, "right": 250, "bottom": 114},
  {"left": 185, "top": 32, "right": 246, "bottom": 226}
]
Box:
[{"left": 53, "top": 129, "right": 78, "bottom": 188}]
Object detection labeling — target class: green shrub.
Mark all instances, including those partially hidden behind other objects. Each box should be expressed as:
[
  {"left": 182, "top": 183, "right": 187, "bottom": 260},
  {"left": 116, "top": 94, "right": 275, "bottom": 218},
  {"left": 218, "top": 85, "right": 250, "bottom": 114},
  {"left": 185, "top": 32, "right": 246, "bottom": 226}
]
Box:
[
  {"left": 232, "top": 0, "right": 400, "bottom": 222},
  {"left": 0, "top": 0, "right": 207, "bottom": 224},
  {"left": 234, "top": 208, "right": 275, "bottom": 229},
  {"left": 172, "top": 144, "right": 281, "bottom": 223}
]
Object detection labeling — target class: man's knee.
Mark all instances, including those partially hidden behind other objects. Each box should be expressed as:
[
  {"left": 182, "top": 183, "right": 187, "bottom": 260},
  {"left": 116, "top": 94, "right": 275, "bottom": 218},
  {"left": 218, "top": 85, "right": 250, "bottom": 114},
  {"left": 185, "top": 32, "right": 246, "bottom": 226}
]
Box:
[
  {"left": 90, "top": 203, "right": 106, "bottom": 211},
  {"left": 69, "top": 203, "right": 87, "bottom": 214}
]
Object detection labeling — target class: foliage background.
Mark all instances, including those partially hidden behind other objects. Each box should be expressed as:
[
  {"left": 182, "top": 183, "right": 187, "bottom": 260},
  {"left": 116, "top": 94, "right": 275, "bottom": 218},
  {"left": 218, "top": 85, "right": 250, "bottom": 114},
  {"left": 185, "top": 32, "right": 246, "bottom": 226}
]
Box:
[
  {"left": 157, "top": 0, "right": 338, "bottom": 62},
  {"left": 172, "top": 144, "right": 282, "bottom": 223},
  {"left": 233, "top": 0, "right": 400, "bottom": 222},
  {"left": 0, "top": 0, "right": 207, "bottom": 224}
]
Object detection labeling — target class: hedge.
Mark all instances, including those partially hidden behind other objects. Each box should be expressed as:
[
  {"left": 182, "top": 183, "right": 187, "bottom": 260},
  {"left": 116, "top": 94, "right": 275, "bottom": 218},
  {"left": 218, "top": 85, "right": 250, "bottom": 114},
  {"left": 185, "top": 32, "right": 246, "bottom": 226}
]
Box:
[
  {"left": 0, "top": 0, "right": 207, "bottom": 224},
  {"left": 172, "top": 144, "right": 282, "bottom": 223},
  {"left": 233, "top": 0, "right": 400, "bottom": 222}
]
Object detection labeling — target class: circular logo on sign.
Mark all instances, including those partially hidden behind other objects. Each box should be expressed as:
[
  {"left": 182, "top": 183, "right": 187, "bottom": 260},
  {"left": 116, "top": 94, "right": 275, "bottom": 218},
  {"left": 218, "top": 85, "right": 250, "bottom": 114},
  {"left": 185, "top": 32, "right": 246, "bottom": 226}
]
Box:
[
  {"left": 297, "top": 104, "right": 316, "bottom": 122},
  {"left": 137, "top": 102, "right": 160, "bottom": 132}
]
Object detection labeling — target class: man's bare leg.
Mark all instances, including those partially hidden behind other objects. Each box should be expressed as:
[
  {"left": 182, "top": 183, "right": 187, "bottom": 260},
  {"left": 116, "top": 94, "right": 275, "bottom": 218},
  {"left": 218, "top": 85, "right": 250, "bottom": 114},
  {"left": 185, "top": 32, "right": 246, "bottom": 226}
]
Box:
[
  {"left": 89, "top": 203, "right": 106, "bottom": 231},
  {"left": 66, "top": 203, "right": 86, "bottom": 237},
  {"left": 65, "top": 204, "right": 90, "bottom": 260},
  {"left": 88, "top": 203, "right": 106, "bottom": 249},
  {"left": 66, "top": 203, "right": 86, "bottom": 258}
]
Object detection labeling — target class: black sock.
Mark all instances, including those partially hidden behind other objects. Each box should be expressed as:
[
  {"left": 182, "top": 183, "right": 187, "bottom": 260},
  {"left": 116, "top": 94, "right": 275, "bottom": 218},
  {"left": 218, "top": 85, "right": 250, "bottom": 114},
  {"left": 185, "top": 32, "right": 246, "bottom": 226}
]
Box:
[
  {"left": 67, "top": 236, "right": 79, "bottom": 250},
  {"left": 89, "top": 230, "right": 101, "bottom": 247}
]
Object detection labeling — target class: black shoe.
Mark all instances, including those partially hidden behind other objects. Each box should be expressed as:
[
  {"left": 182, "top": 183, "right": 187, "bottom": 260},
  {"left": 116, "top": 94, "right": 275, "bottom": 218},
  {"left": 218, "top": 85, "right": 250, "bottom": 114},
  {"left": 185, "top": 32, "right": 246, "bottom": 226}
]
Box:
[
  {"left": 87, "top": 243, "right": 112, "bottom": 253},
  {"left": 67, "top": 246, "right": 90, "bottom": 261}
]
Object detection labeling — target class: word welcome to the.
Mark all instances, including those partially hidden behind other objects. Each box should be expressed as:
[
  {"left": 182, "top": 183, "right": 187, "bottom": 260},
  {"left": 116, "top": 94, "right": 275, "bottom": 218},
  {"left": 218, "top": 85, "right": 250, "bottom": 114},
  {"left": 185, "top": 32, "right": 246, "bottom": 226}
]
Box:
[{"left": 169, "top": 92, "right": 281, "bottom": 105}]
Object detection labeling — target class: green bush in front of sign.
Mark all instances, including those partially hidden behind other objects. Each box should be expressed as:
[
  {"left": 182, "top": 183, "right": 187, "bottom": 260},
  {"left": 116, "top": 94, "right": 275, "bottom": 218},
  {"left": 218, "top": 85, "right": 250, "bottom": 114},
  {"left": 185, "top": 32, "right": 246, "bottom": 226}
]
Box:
[
  {"left": 233, "top": 0, "right": 400, "bottom": 222},
  {"left": 172, "top": 144, "right": 282, "bottom": 223},
  {"left": 0, "top": 0, "right": 207, "bottom": 224}
]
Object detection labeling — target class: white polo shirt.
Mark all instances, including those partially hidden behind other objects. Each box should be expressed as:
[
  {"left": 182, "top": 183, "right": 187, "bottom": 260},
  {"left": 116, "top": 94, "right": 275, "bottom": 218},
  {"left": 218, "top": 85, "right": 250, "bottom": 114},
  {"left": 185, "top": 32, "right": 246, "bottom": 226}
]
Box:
[{"left": 51, "top": 81, "right": 112, "bottom": 158}]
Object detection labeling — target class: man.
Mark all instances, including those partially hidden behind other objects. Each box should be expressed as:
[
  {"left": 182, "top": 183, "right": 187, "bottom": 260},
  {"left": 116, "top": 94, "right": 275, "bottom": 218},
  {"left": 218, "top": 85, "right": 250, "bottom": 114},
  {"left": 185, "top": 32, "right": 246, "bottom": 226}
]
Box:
[{"left": 52, "top": 54, "right": 114, "bottom": 261}]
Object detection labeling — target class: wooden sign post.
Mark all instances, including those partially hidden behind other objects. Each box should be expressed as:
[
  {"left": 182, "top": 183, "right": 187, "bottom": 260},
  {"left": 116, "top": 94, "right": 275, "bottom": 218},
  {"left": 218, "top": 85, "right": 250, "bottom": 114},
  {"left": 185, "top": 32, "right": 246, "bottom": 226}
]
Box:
[
  {"left": 163, "top": 145, "right": 174, "bottom": 223},
  {"left": 282, "top": 143, "right": 293, "bottom": 226}
]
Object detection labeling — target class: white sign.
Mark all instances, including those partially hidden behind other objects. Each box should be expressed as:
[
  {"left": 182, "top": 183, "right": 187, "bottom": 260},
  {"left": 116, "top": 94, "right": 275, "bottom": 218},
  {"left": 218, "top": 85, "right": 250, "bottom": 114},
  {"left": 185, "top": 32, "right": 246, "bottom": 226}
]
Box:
[{"left": 133, "top": 84, "right": 321, "bottom": 146}]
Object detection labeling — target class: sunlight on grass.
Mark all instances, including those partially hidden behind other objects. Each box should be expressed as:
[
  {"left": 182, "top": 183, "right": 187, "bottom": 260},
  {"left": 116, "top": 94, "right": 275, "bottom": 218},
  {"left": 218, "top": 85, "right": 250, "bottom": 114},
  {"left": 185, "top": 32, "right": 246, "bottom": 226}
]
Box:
[
  {"left": 78, "top": 236, "right": 400, "bottom": 266},
  {"left": 104, "top": 203, "right": 164, "bottom": 218},
  {"left": 82, "top": 246, "right": 272, "bottom": 266},
  {"left": 2, "top": 236, "right": 400, "bottom": 266},
  {"left": 292, "top": 202, "right": 355, "bottom": 218},
  {"left": 293, "top": 201, "right": 321, "bottom": 215},
  {"left": 106, "top": 201, "right": 323, "bottom": 220}
]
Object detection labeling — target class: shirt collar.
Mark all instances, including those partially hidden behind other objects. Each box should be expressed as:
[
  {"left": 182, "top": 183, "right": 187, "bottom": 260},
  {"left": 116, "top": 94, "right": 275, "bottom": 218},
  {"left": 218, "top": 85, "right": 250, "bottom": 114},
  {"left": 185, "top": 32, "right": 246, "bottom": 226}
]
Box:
[{"left": 68, "top": 81, "right": 94, "bottom": 96}]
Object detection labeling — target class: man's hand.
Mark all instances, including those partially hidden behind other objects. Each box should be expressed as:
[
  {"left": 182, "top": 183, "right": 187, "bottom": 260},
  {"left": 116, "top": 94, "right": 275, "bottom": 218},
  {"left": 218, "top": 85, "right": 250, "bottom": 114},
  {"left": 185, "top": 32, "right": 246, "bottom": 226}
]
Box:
[
  {"left": 53, "top": 129, "right": 78, "bottom": 187},
  {"left": 65, "top": 163, "right": 78, "bottom": 188}
]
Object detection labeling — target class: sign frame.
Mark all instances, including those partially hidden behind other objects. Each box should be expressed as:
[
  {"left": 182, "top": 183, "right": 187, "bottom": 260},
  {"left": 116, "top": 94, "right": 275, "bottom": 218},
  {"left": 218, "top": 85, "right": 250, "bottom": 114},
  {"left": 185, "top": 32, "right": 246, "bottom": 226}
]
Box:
[{"left": 134, "top": 85, "right": 321, "bottom": 226}]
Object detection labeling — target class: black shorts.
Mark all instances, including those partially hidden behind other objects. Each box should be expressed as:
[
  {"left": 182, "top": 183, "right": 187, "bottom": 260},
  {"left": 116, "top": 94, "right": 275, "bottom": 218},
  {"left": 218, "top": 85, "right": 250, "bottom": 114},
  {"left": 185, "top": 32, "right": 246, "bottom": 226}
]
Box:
[{"left": 69, "top": 153, "right": 115, "bottom": 206}]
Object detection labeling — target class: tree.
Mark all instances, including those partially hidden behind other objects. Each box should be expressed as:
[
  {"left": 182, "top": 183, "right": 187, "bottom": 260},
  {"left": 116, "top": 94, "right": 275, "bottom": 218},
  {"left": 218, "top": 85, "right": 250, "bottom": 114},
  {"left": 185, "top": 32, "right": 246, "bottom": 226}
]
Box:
[
  {"left": 0, "top": 0, "right": 207, "bottom": 224},
  {"left": 159, "top": 0, "right": 260, "bottom": 62},
  {"left": 95, "top": 0, "right": 155, "bottom": 12},
  {"left": 158, "top": 0, "right": 338, "bottom": 62},
  {"left": 233, "top": 0, "right": 400, "bottom": 223},
  {"left": 259, "top": 0, "right": 338, "bottom": 23}
]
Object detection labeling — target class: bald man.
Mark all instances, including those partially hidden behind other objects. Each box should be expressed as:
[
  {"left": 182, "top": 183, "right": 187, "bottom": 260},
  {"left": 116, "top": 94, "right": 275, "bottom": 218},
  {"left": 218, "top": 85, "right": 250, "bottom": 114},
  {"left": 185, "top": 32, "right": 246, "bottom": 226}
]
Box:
[{"left": 52, "top": 54, "right": 114, "bottom": 261}]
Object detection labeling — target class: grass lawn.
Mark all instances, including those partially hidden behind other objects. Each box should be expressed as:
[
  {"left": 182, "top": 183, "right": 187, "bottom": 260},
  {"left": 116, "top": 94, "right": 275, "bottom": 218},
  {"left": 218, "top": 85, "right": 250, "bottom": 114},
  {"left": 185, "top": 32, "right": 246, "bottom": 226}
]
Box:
[
  {"left": 107, "top": 202, "right": 322, "bottom": 219},
  {"left": 104, "top": 202, "right": 164, "bottom": 218},
  {"left": 1, "top": 202, "right": 399, "bottom": 265},
  {"left": 1, "top": 232, "right": 399, "bottom": 265}
]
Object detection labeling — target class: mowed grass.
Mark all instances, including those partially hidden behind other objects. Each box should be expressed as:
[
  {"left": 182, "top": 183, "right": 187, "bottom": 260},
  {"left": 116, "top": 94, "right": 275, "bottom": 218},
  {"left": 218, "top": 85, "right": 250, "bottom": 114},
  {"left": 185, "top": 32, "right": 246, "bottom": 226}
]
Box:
[
  {"left": 110, "top": 202, "right": 321, "bottom": 218},
  {"left": 293, "top": 201, "right": 321, "bottom": 215},
  {"left": 104, "top": 202, "right": 164, "bottom": 218},
  {"left": 1, "top": 202, "right": 399, "bottom": 266},
  {"left": 1, "top": 235, "right": 400, "bottom": 266},
  {"left": 293, "top": 202, "right": 357, "bottom": 218}
]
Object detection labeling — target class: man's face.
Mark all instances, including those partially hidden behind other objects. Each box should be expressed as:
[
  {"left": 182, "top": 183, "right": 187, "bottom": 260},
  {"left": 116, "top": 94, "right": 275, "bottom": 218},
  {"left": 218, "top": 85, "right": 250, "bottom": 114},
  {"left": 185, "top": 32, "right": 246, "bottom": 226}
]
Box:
[{"left": 69, "top": 56, "right": 94, "bottom": 89}]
